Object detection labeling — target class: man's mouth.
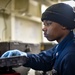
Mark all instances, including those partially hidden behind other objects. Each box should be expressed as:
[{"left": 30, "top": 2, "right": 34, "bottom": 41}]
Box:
[{"left": 44, "top": 33, "right": 48, "bottom": 37}]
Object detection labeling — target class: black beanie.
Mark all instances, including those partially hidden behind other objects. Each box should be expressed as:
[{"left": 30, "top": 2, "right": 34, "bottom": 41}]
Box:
[{"left": 41, "top": 3, "right": 75, "bottom": 29}]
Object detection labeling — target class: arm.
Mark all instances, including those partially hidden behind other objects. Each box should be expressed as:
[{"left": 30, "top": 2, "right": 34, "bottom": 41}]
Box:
[
  {"left": 24, "top": 48, "right": 55, "bottom": 71},
  {"left": 1, "top": 46, "right": 56, "bottom": 71}
]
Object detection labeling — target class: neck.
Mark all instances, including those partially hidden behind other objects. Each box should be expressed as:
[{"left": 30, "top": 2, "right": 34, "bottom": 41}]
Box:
[{"left": 57, "top": 30, "right": 71, "bottom": 43}]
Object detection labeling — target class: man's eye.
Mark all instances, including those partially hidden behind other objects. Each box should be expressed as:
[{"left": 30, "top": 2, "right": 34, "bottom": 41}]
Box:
[
  {"left": 46, "top": 22, "right": 52, "bottom": 26},
  {"left": 43, "top": 21, "right": 53, "bottom": 26}
]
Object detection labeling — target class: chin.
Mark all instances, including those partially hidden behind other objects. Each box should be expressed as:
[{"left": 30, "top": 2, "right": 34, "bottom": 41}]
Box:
[
  {"left": 45, "top": 36, "right": 55, "bottom": 41},
  {"left": 46, "top": 38, "right": 54, "bottom": 41}
]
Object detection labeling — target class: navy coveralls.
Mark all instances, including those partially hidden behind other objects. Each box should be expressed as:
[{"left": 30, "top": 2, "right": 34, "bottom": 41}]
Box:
[{"left": 25, "top": 31, "right": 75, "bottom": 75}]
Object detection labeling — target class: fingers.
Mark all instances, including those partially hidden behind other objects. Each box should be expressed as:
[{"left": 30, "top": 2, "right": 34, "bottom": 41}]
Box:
[
  {"left": 1, "top": 50, "right": 21, "bottom": 58},
  {"left": 7, "top": 51, "right": 14, "bottom": 57},
  {"left": 6, "top": 50, "right": 21, "bottom": 57},
  {"left": 1, "top": 51, "right": 10, "bottom": 58},
  {"left": 1, "top": 50, "right": 27, "bottom": 58}
]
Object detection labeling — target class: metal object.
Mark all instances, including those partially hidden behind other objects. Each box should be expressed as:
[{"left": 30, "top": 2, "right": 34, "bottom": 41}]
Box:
[
  {"left": 0, "top": 56, "right": 28, "bottom": 67},
  {"left": 0, "top": 56, "right": 28, "bottom": 75}
]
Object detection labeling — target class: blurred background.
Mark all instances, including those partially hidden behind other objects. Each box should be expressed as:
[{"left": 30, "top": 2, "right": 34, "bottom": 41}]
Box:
[{"left": 0, "top": 0, "right": 75, "bottom": 75}]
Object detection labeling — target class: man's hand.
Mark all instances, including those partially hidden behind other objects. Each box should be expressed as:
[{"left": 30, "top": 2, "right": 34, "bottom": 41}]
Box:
[{"left": 1, "top": 49, "right": 27, "bottom": 58}]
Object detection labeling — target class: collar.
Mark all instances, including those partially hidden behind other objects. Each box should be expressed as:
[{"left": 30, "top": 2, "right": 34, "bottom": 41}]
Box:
[{"left": 56, "top": 31, "right": 74, "bottom": 57}]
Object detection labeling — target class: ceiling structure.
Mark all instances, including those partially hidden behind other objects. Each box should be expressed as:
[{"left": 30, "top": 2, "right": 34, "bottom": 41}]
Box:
[
  {"left": 0, "top": 0, "right": 74, "bottom": 22},
  {"left": 0, "top": 0, "right": 74, "bottom": 14}
]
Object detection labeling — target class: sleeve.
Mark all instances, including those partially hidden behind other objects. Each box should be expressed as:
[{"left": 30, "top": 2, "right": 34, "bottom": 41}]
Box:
[
  {"left": 23, "top": 47, "right": 56, "bottom": 71},
  {"left": 62, "top": 53, "right": 75, "bottom": 75}
]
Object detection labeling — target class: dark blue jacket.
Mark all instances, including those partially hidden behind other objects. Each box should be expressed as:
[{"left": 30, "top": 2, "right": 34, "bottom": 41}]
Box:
[{"left": 25, "top": 31, "right": 75, "bottom": 75}]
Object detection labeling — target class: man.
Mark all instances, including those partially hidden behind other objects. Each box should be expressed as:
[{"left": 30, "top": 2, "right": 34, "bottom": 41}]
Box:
[{"left": 1, "top": 3, "right": 75, "bottom": 75}]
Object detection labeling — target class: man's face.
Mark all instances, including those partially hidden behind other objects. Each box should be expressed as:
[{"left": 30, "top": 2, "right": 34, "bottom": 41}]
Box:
[{"left": 42, "top": 20, "right": 65, "bottom": 42}]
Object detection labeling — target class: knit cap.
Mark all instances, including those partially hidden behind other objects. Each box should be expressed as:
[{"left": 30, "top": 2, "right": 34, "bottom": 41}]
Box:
[{"left": 41, "top": 3, "right": 75, "bottom": 29}]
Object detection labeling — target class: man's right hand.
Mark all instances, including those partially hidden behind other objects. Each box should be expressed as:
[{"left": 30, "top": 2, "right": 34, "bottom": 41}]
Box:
[{"left": 1, "top": 49, "right": 27, "bottom": 58}]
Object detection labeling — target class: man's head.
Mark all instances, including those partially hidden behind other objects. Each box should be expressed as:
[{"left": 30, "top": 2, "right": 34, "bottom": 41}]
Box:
[{"left": 41, "top": 3, "right": 75, "bottom": 42}]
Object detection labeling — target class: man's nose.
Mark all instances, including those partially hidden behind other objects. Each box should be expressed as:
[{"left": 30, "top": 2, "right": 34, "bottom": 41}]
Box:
[
  {"left": 42, "top": 28, "right": 45, "bottom": 31},
  {"left": 42, "top": 26, "right": 46, "bottom": 31},
  {"left": 42, "top": 28, "right": 44, "bottom": 31}
]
